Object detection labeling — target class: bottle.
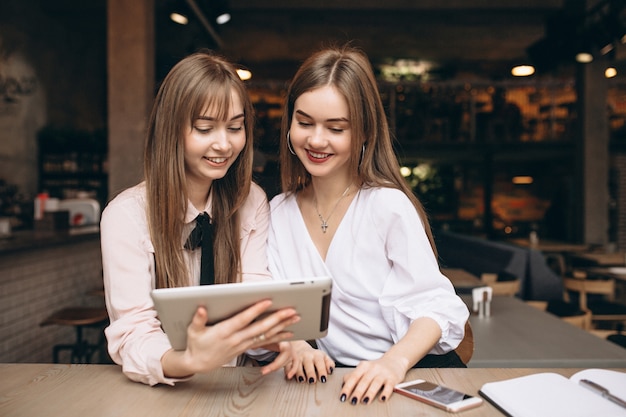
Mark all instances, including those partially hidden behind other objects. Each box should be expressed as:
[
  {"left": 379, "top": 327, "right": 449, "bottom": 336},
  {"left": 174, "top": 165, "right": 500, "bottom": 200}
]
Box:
[{"left": 34, "top": 192, "right": 49, "bottom": 221}]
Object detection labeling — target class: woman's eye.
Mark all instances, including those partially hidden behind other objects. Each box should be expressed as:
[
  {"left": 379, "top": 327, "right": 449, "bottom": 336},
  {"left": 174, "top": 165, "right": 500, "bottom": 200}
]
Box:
[
  {"left": 228, "top": 125, "right": 243, "bottom": 132},
  {"left": 330, "top": 127, "right": 344, "bottom": 133},
  {"left": 297, "top": 121, "right": 312, "bottom": 127},
  {"left": 194, "top": 125, "right": 212, "bottom": 133}
]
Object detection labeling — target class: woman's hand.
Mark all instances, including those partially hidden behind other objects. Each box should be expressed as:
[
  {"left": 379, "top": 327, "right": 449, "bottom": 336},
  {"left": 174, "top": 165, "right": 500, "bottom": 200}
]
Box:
[
  {"left": 339, "top": 356, "right": 407, "bottom": 405},
  {"left": 283, "top": 340, "right": 335, "bottom": 383},
  {"left": 256, "top": 341, "right": 293, "bottom": 375},
  {"left": 338, "top": 317, "right": 442, "bottom": 405},
  {"left": 161, "top": 299, "right": 300, "bottom": 378}
]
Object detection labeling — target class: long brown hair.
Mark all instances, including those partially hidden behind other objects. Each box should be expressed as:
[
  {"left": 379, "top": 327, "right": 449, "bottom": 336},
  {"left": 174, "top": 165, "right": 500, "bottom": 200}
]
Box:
[
  {"left": 144, "top": 51, "right": 254, "bottom": 288},
  {"left": 279, "top": 45, "right": 437, "bottom": 256}
]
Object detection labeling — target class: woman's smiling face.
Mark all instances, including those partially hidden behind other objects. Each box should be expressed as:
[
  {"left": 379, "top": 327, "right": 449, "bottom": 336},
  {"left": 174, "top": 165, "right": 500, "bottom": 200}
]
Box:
[
  {"left": 184, "top": 89, "right": 246, "bottom": 193},
  {"left": 289, "top": 85, "right": 352, "bottom": 180}
]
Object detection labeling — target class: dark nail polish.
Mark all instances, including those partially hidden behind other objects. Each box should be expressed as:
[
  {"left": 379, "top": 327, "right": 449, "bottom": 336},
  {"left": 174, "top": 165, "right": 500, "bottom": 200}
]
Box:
[
  {"left": 329, "top": 367, "right": 334, "bottom": 374},
  {"left": 340, "top": 394, "right": 346, "bottom": 402},
  {"left": 351, "top": 397, "right": 357, "bottom": 405},
  {"left": 341, "top": 382, "right": 345, "bottom": 388},
  {"left": 363, "top": 397, "right": 369, "bottom": 404},
  {"left": 381, "top": 396, "right": 387, "bottom": 402},
  {"left": 308, "top": 377, "right": 314, "bottom": 384},
  {"left": 298, "top": 376, "right": 304, "bottom": 382},
  {"left": 321, "top": 375, "right": 327, "bottom": 383}
]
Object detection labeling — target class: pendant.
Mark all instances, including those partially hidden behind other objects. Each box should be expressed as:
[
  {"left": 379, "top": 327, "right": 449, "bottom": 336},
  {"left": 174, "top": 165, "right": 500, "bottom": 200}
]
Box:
[{"left": 321, "top": 220, "right": 328, "bottom": 233}]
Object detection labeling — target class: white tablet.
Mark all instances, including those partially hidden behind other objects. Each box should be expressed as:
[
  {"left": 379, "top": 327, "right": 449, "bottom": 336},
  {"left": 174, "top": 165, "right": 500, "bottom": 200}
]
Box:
[{"left": 151, "top": 277, "right": 332, "bottom": 350}]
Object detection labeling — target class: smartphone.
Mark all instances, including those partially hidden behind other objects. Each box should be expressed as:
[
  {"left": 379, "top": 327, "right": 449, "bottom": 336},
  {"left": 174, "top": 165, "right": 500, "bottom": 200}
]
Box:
[{"left": 394, "top": 379, "right": 483, "bottom": 412}]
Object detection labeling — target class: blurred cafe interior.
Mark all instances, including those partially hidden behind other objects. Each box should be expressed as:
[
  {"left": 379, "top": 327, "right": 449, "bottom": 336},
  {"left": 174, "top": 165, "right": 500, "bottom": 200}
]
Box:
[{"left": 1, "top": 0, "right": 626, "bottom": 367}]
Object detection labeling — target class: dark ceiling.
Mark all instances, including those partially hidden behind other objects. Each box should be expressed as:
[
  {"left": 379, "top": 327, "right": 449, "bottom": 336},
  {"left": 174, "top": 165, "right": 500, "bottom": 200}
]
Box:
[
  {"left": 158, "top": 0, "right": 572, "bottom": 80},
  {"left": 39, "top": 0, "right": 626, "bottom": 82}
]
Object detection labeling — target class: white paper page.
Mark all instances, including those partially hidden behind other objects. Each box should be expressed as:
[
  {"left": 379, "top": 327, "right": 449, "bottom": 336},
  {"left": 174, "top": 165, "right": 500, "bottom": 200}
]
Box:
[
  {"left": 569, "top": 369, "right": 626, "bottom": 404},
  {"left": 480, "top": 372, "right": 626, "bottom": 417}
]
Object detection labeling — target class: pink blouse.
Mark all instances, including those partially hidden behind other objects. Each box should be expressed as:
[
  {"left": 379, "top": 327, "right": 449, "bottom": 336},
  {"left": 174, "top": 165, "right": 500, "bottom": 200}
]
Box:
[{"left": 101, "top": 182, "right": 270, "bottom": 385}]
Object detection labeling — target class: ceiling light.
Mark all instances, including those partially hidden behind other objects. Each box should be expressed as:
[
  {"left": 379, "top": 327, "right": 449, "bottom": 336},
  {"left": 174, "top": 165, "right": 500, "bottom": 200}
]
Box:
[
  {"left": 511, "top": 65, "right": 535, "bottom": 77},
  {"left": 170, "top": 12, "right": 189, "bottom": 25},
  {"left": 379, "top": 59, "right": 435, "bottom": 82},
  {"left": 236, "top": 69, "right": 252, "bottom": 81},
  {"left": 216, "top": 13, "right": 231, "bottom": 25},
  {"left": 605, "top": 67, "right": 617, "bottom": 78},
  {"left": 575, "top": 52, "right": 593, "bottom": 63},
  {"left": 512, "top": 176, "right": 533, "bottom": 185}
]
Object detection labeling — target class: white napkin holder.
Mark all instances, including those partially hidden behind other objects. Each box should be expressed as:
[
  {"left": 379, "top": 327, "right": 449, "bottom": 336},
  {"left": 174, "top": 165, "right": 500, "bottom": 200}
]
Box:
[{"left": 472, "top": 286, "right": 493, "bottom": 318}]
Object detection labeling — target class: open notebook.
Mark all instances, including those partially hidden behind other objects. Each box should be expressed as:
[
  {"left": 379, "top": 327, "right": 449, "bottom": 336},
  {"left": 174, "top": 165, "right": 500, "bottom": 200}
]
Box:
[{"left": 479, "top": 369, "right": 626, "bottom": 417}]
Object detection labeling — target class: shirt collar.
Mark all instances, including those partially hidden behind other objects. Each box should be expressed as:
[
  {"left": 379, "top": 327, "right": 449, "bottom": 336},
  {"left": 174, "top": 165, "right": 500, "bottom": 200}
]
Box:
[{"left": 184, "top": 188, "right": 213, "bottom": 224}]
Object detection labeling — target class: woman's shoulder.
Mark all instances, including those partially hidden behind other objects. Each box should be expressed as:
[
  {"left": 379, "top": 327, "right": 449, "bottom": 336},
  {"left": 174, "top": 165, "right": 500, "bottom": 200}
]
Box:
[
  {"left": 103, "top": 182, "right": 147, "bottom": 216},
  {"left": 239, "top": 182, "right": 269, "bottom": 215},
  {"left": 100, "top": 183, "right": 148, "bottom": 235},
  {"left": 268, "top": 191, "right": 295, "bottom": 212},
  {"left": 360, "top": 185, "right": 411, "bottom": 206}
]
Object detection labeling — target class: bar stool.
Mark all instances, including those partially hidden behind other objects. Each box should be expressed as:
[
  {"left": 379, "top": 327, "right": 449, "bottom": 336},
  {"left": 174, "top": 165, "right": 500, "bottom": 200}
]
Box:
[{"left": 40, "top": 306, "right": 109, "bottom": 364}]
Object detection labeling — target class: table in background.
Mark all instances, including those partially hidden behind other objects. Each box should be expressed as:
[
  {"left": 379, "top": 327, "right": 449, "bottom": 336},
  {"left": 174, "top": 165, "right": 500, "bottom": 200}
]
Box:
[
  {"left": 587, "top": 266, "right": 626, "bottom": 304},
  {"left": 508, "top": 238, "right": 590, "bottom": 254},
  {"left": 460, "top": 295, "right": 626, "bottom": 368},
  {"left": 3, "top": 364, "right": 626, "bottom": 417},
  {"left": 442, "top": 267, "right": 483, "bottom": 294},
  {"left": 573, "top": 252, "right": 626, "bottom": 267}
]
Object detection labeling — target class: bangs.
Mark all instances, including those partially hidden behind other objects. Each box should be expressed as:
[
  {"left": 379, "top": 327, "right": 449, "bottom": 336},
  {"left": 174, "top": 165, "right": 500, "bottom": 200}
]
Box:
[{"left": 193, "top": 77, "right": 239, "bottom": 122}]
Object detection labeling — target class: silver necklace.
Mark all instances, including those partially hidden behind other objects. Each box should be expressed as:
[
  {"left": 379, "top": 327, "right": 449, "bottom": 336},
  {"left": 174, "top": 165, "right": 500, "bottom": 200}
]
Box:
[{"left": 313, "top": 185, "right": 351, "bottom": 233}]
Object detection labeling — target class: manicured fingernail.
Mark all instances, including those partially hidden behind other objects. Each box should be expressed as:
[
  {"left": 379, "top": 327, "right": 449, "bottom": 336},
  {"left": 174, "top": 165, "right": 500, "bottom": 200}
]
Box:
[
  {"left": 321, "top": 375, "right": 327, "bottom": 383},
  {"left": 298, "top": 376, "right": 304, "bottom": 382},
  {"left": 341, "top": 382, "right": 345, "bottom": 388},
  {"left": 363, "top": 397, "right": 369, "bottom": 404},
  {"left": 308, "top": 377, "right": 314, "bottom": 384},
  {"left": 329, "top": 367, "right": 334, "bottom": 374},
  {"left": 340, "top": 394, "right": 346, "bottom": 402},
  {"left": 351, "top": 397, "right": 357, "bottom": 405},
  {"left": 381, "top": 396, "right": 387, "bottom": 402}
]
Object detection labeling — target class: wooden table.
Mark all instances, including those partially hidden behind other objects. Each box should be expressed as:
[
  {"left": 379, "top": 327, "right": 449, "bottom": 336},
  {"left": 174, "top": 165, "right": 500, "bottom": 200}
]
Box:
[
  {"left": 586, "top": 267, "right": 626, "bottom": 304},
  {"left": 2, "top": 364, "right": 625, "bottom": 417},
  {"left": 508, "top": 238, "right": 590, "bottom": 253},
  {"left": 573, "top": 252, "right": 626, "bottom": 267},
  {"left": 587, "top": 267, "right": 626, "bottom": 282},
  {"left": 460, "top": 295, "right": 626, "bottom": 368},
  {"left": 442, "top": 267, "right": 484, "bottom": 293}
]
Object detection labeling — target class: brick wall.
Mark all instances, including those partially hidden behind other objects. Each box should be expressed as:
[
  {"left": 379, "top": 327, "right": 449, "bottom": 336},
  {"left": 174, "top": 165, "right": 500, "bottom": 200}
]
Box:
[{"left": 0, "top": 238, "right": 104, "bottom": 363}]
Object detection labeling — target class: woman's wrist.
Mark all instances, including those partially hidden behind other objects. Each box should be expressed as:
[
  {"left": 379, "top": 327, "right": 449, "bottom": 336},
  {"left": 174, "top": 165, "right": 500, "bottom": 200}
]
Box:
[{"left": 161, "top": 348, "right": 196, "bottom": 379}]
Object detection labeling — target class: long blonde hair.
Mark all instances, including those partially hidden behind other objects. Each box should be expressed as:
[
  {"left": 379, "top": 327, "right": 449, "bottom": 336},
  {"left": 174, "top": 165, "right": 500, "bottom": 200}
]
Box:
[
  {"left": 279, "top": 45, "right": 437, "bottom": 256},
  {"left": 144, "top": 51, "right": 254, "bottom": 288}
]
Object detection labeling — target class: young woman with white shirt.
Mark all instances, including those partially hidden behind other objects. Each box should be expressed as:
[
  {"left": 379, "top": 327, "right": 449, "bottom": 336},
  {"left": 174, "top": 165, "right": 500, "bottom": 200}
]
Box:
[
  {"left": 268, "top": 45, "right": 469, "bottom": 404},
  {"left": 101, "top": 51, "right": 299, "bottom": 386}
]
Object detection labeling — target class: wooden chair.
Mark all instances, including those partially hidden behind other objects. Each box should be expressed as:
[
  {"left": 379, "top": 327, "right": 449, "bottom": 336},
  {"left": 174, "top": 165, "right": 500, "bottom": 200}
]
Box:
[
  {"left": 537, "top": 253, "right": 592, "bottom": 330},
  {"left": 525, "top": 299, "right": 592, "bottom": 330},
  {"left": 480, "top": 273, "right": 520, "bottom": 296},
  {"left": 563, "top": 271, "right": 626, "bottom": 330},
  {"left": 40, "top": 307, "right": 109, "bottom": 364},
  {"left": 454, "top": 321, "right": 474, "bottom": 365}
]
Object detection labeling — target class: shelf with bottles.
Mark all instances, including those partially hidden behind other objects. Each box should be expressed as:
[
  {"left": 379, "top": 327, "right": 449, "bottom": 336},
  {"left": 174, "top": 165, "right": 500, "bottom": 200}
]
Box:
[
  {"left": 247, "top": 78, "right": 626, "bottom": 149},
  {"left": 377, "top": 80, "right": 580, "bottom": 145},
  {"left": 37, "top": 127, "right": 108, "bottom": 208}
]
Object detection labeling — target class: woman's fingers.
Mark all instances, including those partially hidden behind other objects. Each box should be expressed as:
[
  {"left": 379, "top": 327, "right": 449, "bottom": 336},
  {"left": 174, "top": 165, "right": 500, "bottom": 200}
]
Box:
[
  {"left": 212, "top": 300, "right": 299, "bottom": 343},
  {"left": 340, "top": 360, "right": 403, "bottom": 405},
  {"left": 260, "top": 341, "right": 292, "bottom": 375},
  {"left": 248, "top": 313, "right": 300, "bottom": 347}
]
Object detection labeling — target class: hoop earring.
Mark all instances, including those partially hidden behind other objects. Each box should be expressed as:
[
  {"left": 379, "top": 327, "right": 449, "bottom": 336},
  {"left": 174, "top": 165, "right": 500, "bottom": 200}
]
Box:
[
  {"left": 359, "top": 144, "right": 366, "bottom": 166},
  {"left": 287, "top": 131, "right": 296, "bottom": 155}
]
